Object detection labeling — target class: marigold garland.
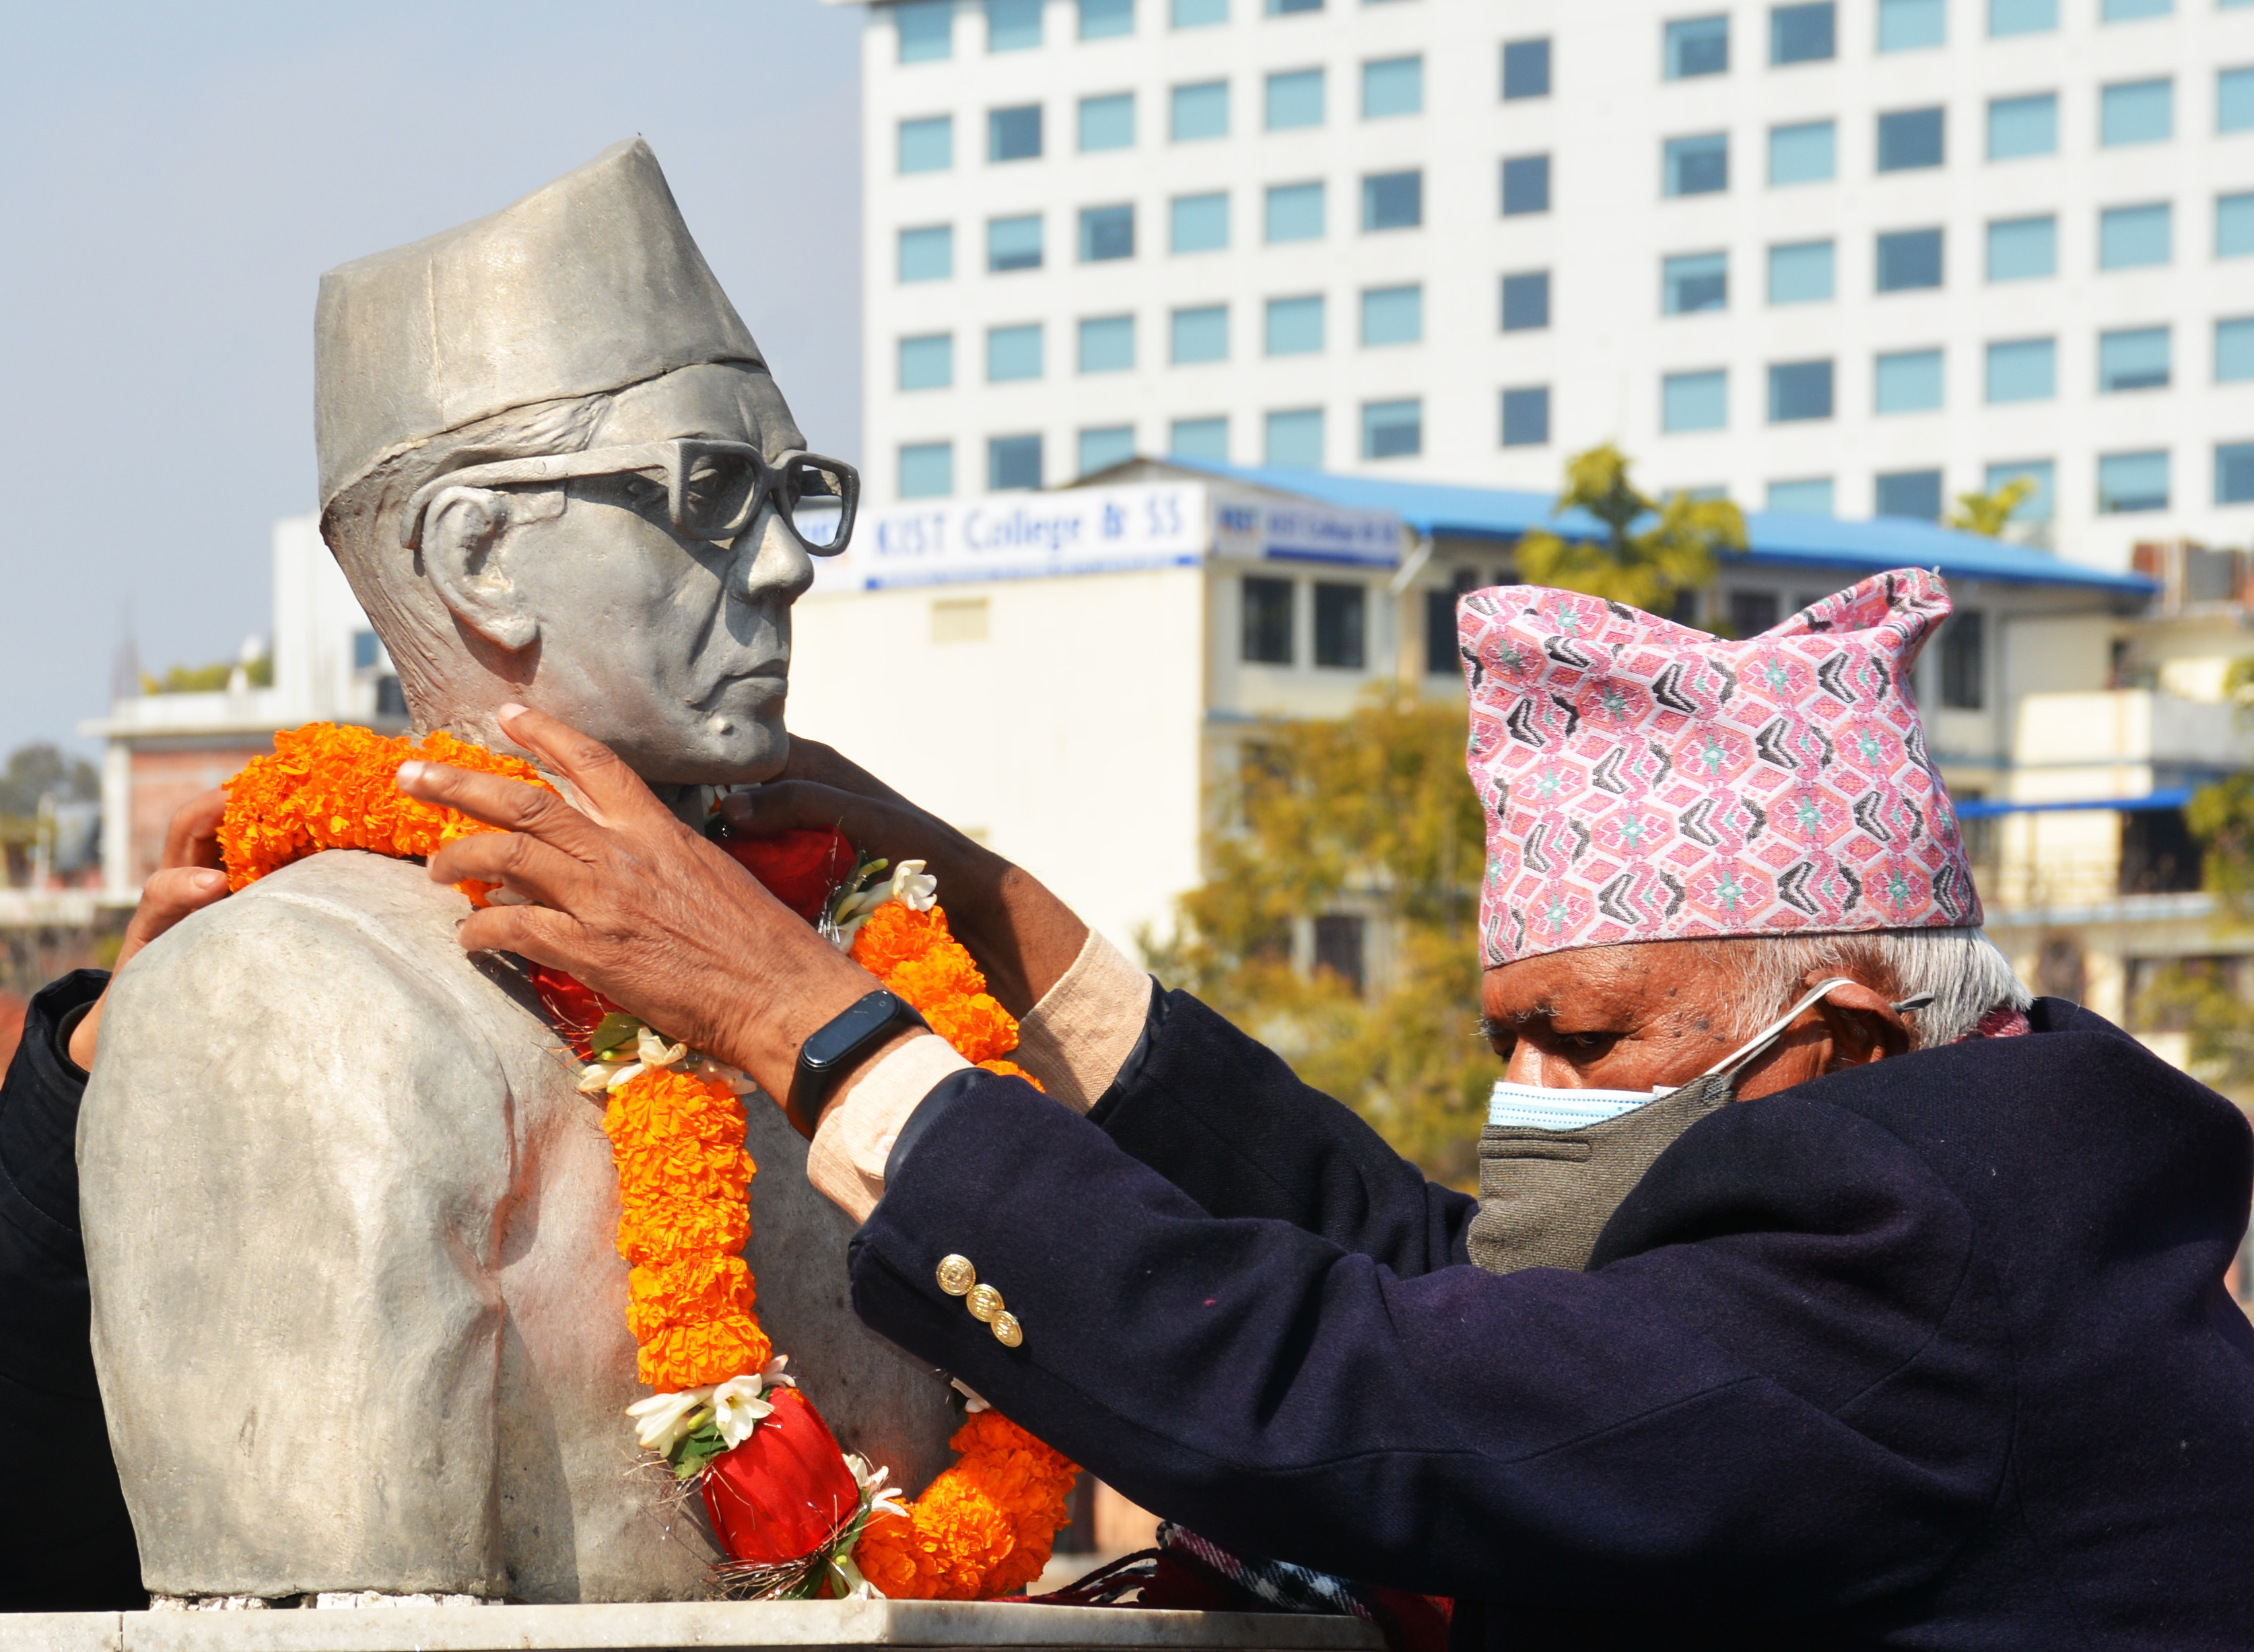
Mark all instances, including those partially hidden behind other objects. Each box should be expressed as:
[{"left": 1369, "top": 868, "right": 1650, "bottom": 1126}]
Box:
[{"left": 217, "top": 728, "right": 1078, "bottom": 1601}]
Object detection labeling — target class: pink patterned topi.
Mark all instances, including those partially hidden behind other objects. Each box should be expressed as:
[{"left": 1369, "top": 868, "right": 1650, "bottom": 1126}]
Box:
[{"left": 1458, "top": 568, "right": 1979, "bottom": 967}]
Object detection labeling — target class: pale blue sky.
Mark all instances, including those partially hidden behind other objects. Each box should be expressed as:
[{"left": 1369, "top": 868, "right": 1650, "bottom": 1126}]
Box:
[{"left": 0, "top": 0, "right": 864, "bottom": 759}]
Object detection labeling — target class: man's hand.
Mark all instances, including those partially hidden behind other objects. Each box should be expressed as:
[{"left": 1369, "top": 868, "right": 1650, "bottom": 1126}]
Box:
[
  {"left": 716, "top": 737, "right": 1087, "bottom": 1015},
  {"left": 69, "top": 789, "right": 231, "bottom": 1071},
  {"left": 398, "top": 705, "right": 881, "bottom": 1101}
]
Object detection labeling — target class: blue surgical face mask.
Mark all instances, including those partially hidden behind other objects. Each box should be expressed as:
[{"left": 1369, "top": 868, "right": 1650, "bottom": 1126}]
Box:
[{"left": 1487, "top": 976, "right": 1897, "bottom": 1132}]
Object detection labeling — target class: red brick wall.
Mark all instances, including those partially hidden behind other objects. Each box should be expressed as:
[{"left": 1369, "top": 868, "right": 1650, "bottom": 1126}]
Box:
[{"left": 129, "top": 743, "right": 270, "bottom": 886}]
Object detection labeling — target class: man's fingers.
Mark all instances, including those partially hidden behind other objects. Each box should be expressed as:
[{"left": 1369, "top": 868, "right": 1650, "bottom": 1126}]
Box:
[
  {"left": 493, "top": 703, "right": 671, "bottom": 831},
  {"left": 115, "top": 866, "right": 230, "bottom": 974},
  {"left": 430, "top": 828, "right": 592, "bottom": 907},
  {"left": 398, "top": 759, "right": 607, "bottom": 858},
  {"left": 716, "top": 781, "right": 873, "bottom": 841},
  {"left": 162, "top": 789, "right": 228, "bottom": 871},
  {"left": 778, "top": 738, "right": 912, "bottom": 808},
  {"left": 455, "top": 901, "right": 584, "bottom": 969}
]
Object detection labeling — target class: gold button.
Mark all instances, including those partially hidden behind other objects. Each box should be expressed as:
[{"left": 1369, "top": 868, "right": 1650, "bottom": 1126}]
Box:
[
  {"left": 935, "top": 1255, "right": 976, "bottom": 1297},
  {"left": 965, "top": 1283, "right": 1004, "bottom": 1323},
  {"left": 990, "top": 1311, "right": 1023, "bottom": 1348}
]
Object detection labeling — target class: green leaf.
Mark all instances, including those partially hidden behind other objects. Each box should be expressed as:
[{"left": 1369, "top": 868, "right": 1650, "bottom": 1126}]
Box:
[
  {"left": 670, "top": 1420, "right": 730, "bottom": 1479},
  {"left": 588, "top": 1013, "right": 644, "bottom": 1059}
]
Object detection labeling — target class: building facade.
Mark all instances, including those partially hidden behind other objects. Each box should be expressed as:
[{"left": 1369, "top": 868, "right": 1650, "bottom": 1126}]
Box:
[{"left": 854, "top": 0, "right": 2254, "bottom": 572}]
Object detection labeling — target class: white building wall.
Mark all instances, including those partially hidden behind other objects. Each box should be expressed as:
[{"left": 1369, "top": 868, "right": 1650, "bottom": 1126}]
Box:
[{"left": 858, "top": 0, "right": 2254, "bottom": 574}]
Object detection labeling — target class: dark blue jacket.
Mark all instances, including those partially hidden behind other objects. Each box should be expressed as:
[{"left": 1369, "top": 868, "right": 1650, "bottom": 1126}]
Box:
[
  {"left": 850, "top": 992, "right": 2254, "bottom": 1649},
  {"left": 0, "top": 969, "right": 141, "bottom": 1610}
]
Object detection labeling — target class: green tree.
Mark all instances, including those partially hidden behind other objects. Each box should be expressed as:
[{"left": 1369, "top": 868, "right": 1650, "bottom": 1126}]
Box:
[
  {"left": 1947, "top": 478, "right": 2033, "bottom": 538},
  {"left": 2130, "top": 959, "right": 2254, "bottom": 1093},
  {"left": 144, "top": 656, "right": 273, "bottom": 693},
  {"left": 0, "top": 743, "right": 99, "bottom": 856},
  {"left": 1142, "top": 687, "right": 1493, "bottom": 1185},
  {"left": 1515, "top": 443, "right": 1747, "bottom": 614}
]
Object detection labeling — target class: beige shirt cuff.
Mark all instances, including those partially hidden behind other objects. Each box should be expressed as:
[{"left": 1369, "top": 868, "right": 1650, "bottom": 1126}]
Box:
[
  {"left": 806, "top": 1033, "right": 971, "bottom": 1225},
  {"left": 1009, "top": 928, "right": 1153, "bottom": 1114}
]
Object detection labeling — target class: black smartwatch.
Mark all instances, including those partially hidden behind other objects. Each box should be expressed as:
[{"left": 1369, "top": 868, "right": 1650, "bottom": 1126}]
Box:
[{"left": 786, "top": 989, "right": 928, "bottom": 1139}]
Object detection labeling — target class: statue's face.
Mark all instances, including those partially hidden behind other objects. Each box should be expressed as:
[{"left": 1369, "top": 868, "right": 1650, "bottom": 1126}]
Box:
[{"left": 500, "top": 364, "right": 817, "bottom": 786}]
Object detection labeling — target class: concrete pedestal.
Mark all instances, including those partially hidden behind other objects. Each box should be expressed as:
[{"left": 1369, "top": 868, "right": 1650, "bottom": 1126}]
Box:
[{"left": 0, "top": 1601, "right": 1384, "bottom": 1652}]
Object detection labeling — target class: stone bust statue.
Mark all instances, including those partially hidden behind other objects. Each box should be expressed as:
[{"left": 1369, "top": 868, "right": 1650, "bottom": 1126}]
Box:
[{"left": 76, "top": 140, "right": 953, "bottom": 1606}]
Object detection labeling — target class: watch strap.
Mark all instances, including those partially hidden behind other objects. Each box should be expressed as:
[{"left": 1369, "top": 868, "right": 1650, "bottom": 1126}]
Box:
[{"left": 786, "top": 988, "right": 928, "bottom": 1139}]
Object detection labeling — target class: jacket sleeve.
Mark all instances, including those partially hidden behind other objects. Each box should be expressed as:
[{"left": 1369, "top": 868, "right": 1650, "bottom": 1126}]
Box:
[
  {"left": 848, "top": 1072, "right": 2010, "bottom": 1618},
  {"left": 1089, "top": 990, "right": 1476, "bottom": 1277}
]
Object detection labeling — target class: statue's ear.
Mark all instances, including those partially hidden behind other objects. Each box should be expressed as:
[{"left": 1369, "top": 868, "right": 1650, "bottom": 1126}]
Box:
[{"left": 421, "top": 487, "right": 541, "bottom": 653}]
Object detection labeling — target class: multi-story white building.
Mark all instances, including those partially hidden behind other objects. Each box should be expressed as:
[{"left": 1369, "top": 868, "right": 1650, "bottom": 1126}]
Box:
[{"left": 852, "top": 0, "right": 2254, "bottom": 572}]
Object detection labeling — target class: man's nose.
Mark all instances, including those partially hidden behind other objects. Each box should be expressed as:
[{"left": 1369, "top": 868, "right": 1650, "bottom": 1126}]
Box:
[{"left": 1504, "top": 1039, "right": 1547, "bottom": 1087}]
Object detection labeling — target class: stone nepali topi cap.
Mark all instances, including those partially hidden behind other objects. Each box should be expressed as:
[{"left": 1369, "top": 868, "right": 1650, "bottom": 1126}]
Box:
[
  {"left": 1458, "top": 569, "right": 1979, "bottom": 967},
  {"left": 314, "top": 138, "right": 765, "bottom": 507}
]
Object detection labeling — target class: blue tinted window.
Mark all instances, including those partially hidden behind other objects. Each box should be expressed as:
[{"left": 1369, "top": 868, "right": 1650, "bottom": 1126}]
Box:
[
  {"left": 1364, "top": 170, "right": 1423, "bottom": 230},
  {"left": 1265, "top": 182, "right": 1325, "bottom": 241},
  {"left": 1664, "top": 251, "right": 1728, "bottom": 314},
  {"left": 1878, "top": 0, "right": 1945, "bottom": 50},
  {"left": 2100, "top": 203, "right": 2171, "bottom": 269},
  {"left": 1875, "top": 349, "right": 1944, "bottom": 412},
  {"left": 1171, "top": 305, "right": 1229, "bottom": 362},
  {"left": 1501, "top": 153, "right": 1550, "bottom": 215},
  {"left": 900, "top": 442, "right": 954, "bottom": 499},
  {"left": 2099, "top": 326, "right": 2171, "bottom": 391},
  {"left": 1266, "top": 68, "right": 1324, "bottom": 128},
  {"left": 1171, "top": 192, "right": 1229, "bottom": 252},
  {"left": 2216, "top": 317, "right": 2254, "bottom": 381},
  {"left": 1985, "top": 337, "right": 2055, "bottom": 401},
  {"left": 898, "top": 333, "right": 954, "bottom": 390},
  {"left": 2221, "top": 69, "right": 2254, "bottom": 133},
  {"left": 2220, "top": 192, "right": 2254, "bottom": 256},
  {"left": 2103, "top": 0, "right": 2171, "bottom": 18},
  {"left": 1362, "top": 399, "right": 1422, "bottom": 458},
  {"left": 1874, "top": 471, "right": 1943, "bottom": 520},
  {"left": 1080, "top": 92, "right": 1135, "bottom": 149},
  {"left": 1266, "top": 294, "right": 1326, "bottom": 354},
  {"left": 1987, "top": 215, "right": 2055, "bottom": 281},
  {"left": 898, "top": 224, "right": 954, "bottom": 282},
  {"left": 1078, "top": 427, "right": 1135, "bottom": 476},
  {"left": 1265, "top": 408, "right": 1324, "bottom": 469},
  {"left": 988, "top": 0, "right": 1044, "bottom": 49},
  {"left": 2101, "top": 79, "right": 2173, "bottom": 146},
  {"left": 898, "top": 1, "right": 955, "bottom": 61},
  {"left": 1985, "top": 459, "right": 2053, "bottom": 520},
  {"left": 1171, "top": 80, "right": 1228, "bottom": 139},
  {"left": 1876, "top": 228, "right": 1944, "bottom": 290},
  {"left": 1989, "top": 0, "right": 2054, "bottom": 32},
  {"left": 1503, "top": 38, "right": 1550, "bottom": 98},
  {"left": 1769, "top": 121, "right": 1836, "bottom": 184},
  {"left": 1078, "top": 314, "right": 1135, "bottom": 372},
  {"left": 1501, "top": 271, "right": 1550, "bottom": 330},
  {"left": 1079, "top": 203, "right": 1135, "bottom": 260},
  {"left": 1769, "top": 359, "right": 1834, "bottom": 421},
  {"left": 1501, "top": 386, "right": 1550, "bottom": 446},
  {"left": 1878, "top": 106, "right": 1944, "bottom": 170},
  {"left": 1666, "top": 133, "right": 1729, "bottom": 197},
  {"left": 1663, "top": 370, "right": 1728, "bottom": 432},
  {"left": 2216, "top": 444, "right": 2254, "bottom": 504},
  {"left": 1079, "top": 0, "right": 1134, "bottom": 36},
  {"left": 1267, "top": 0, "right": 1322, "bottom": 13},
  {"left": 1769, "top": 239, "right": 1835, "bottom": 302},
  {"left": 899, "top": 116, "right": 954, "bottom": 172},
  {"left": 1772, "top": 4, "right": 1835, "bottom": 63},
  {"left": 1169, "top": 417, "right": 1228, "bottom": 459},
  {"left": 986, "top": 324, "right": 1044, "bottom": 381},
  {"left": 1172, "top": 0, "right": 1226, "bottom": 25},
  {"left": 1361, "top": 285, "right": 1422, "bottom": 345},
  {"left": 988, "top": 104, "right": 1043, "bottom": 160},
  {"left": 353, "top": 630, "right": 380, "bottom": 670},
  {"left": 988, "top": 434, "right": 1044, "bottom": 491},
  {"left": 988, "top": 214, "right": 1043, "bottom": 271},
  {"left": 1767, "top": 478, "right": 1835, "bottom": 514},
  {"left": 2098, "top": 450, "right": 2168, "bottom": 512},
  {"left": 1665, "top": 16, "right": 1730, "bottom": 78},
  {"left": 1987, "top": 93, "right": 2057, "bottom": 159},
  {"left": 1364, "top": 57, "right": 1423, "bottom": 116}
]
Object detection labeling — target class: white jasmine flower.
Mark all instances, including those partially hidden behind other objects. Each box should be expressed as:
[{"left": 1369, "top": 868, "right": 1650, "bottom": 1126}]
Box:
[
  {"left": 636, "top": 1027, "right": 687, "bottom": 1069},
  {"left": 710, "top": 1374, "right": 776, "bottom": 1447},
  {"left": 605, "top": 1062, "right": 646, "bottom": 1091},
  {"left": 627, "top": 1387, "right": 714, "bottom": 1453},
  {"left": 889, "top": 859, "right": 938, "bottom": 912},
  {"left": 761, "top": 1355, "right": 797, "bottom": 1389},
  {"left": 578, "top": 1062, "right": 627, "bottom": 1095},
  {"left": 949, "top": 1378, "right": 991, "bottom": 1413}
]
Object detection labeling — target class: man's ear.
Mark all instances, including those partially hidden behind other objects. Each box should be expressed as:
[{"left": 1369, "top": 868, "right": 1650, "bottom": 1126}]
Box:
[
  {"left": 421, "top": 487, "right": 548, "bottom": 653},
  {"left": 1808, "top": 978, "right": 1913, "bottom": 1070}
]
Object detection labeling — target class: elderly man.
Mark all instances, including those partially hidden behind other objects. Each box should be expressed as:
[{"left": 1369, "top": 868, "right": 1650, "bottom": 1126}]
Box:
[{"left": 402, "top": 570, "right": 2247, "bottom": 1642}]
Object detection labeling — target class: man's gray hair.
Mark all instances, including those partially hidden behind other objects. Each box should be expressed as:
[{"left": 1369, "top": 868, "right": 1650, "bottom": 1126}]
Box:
[{"left": 1700, "top": 927, "right": 2033, "bottom": 1050}]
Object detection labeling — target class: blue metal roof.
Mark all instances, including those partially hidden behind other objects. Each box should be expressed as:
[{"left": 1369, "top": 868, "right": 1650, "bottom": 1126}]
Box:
[{"left": 1157, "top": 458, "right": 2156, "bottom": 596}]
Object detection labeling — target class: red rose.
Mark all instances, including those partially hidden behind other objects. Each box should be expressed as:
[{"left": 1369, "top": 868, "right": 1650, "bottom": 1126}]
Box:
[
  {"left": 718, "top": 827, "right": 856, "bottom": 924},
  {"left": 702, "top": 1388, "right": 863, "bottom": 1567}
]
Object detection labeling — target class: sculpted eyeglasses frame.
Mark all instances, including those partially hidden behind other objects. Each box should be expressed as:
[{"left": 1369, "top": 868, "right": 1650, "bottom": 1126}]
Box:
[{"left": 401, "top": 439, "right": 860, "bottom": 556}]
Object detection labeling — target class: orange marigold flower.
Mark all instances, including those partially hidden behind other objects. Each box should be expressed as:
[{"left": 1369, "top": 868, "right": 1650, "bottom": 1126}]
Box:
[
  {"left": 849, "top": 902, "right": 954, "bottom": 981},
  {"left": 884, "top": 944, "right": 988, "bottom": 1007},
  {"left": 922, "top": 992, "right": 1021, "bottom": 1066},
  {"left": 613, "top": 1192, "right": 751, "bottom": 1268},
  {"left": 603, "top": 1070, "right": 749, "bottom": 1158},
  {"left": 639, "top": 1314, "right": 774, "bottom": 1391},
  {"left": 625, "top": 1253, "right": 755, "bottom": 1342},
  {"left": 848, "top": 1412, "right": 1077, "bottom": 1599},
  {"left": 976, "top": 1058, "right": 1045, "bottom": 1093}
]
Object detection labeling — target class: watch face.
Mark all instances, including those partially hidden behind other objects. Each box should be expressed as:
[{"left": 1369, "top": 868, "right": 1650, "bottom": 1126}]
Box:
[{"left": 808, "top": 990, "right": 900, "bottom": 1068}]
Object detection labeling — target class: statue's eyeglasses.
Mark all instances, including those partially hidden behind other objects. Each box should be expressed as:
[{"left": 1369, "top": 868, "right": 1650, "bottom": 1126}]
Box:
[{"left": 401, "top": 440, "right": 859, "bottom": 555}]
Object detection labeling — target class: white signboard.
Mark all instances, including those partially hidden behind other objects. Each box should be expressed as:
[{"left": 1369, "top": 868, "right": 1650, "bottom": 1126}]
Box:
[{"left": 820, "top": 482, "right": 1404, "bottom": 591}]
